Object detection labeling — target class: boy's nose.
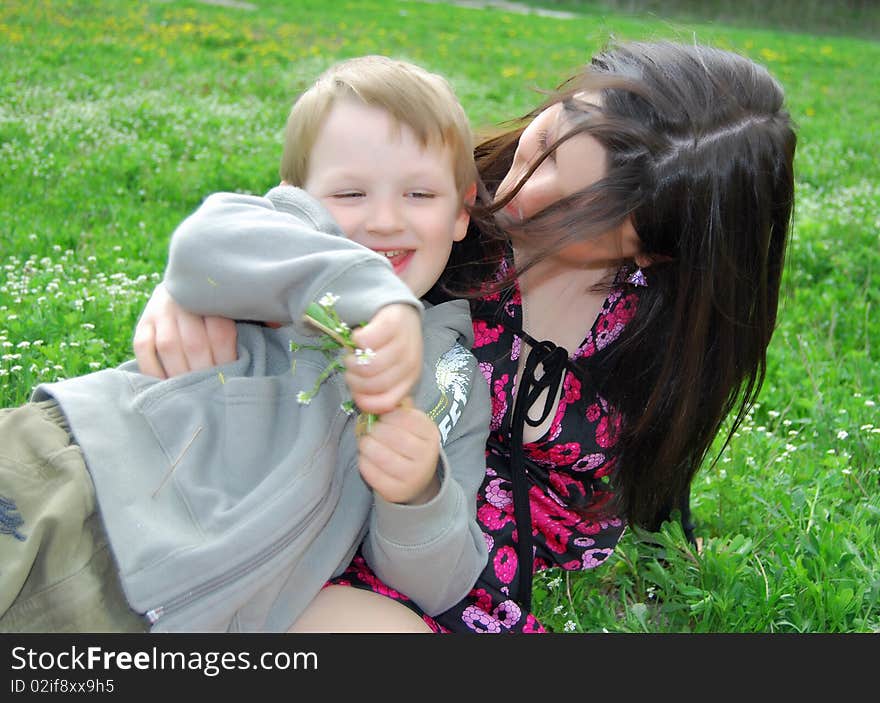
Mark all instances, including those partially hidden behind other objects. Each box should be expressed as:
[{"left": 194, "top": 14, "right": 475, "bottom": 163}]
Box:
[{"left": 366, "top": 197, "right": 404, "bottom": 234}]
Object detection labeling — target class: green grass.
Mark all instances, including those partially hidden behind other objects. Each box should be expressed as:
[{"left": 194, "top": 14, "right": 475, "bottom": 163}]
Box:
[
  {"left": 1, "top": 0, "right": 878, "bottom": 633},
  {"left": 524, "top": 0, "right": 880, "bottom": 39}
]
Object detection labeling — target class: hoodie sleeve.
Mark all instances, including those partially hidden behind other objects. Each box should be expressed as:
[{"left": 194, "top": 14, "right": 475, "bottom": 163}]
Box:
[
  {"left": 359, "top": 309, "right": 491, "bottom": 616},
  {"left": 163, "top": 185, "right": 422, "bottom": 328}
]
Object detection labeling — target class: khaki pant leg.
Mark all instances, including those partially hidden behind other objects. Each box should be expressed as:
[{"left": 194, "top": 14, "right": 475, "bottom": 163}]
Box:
[{"left": 0, "top": 401, "right": 147, "bottom": 632}]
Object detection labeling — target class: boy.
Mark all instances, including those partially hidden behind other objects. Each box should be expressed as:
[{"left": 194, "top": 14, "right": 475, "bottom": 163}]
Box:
[{"left": 0, "top": 56, "right": 490, "bottom": 632}]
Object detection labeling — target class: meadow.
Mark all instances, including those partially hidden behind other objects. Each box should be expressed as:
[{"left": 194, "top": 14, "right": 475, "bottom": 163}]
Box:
[{"left": 1, "top": 0, "right": 877, "bottom": 633}]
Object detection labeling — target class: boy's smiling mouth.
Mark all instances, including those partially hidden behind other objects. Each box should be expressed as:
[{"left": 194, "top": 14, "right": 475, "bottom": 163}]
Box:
[{"left": 374, "top": 249, "right": 414, "bottom": 274}]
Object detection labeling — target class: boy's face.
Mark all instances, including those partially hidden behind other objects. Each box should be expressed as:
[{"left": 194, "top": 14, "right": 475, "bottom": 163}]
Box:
[{"left": 303, "top": 98, "right": 470, "bottom": 298}]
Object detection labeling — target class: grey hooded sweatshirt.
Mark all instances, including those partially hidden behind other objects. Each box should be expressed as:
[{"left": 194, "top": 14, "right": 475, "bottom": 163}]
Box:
[{"left": 33, "top": 186, "right": 490, "bottom": 632}]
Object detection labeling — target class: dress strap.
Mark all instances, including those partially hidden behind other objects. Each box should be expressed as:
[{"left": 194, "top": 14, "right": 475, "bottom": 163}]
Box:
[{"left": 506, "top": 328, "right": 585, "bottom": 614}]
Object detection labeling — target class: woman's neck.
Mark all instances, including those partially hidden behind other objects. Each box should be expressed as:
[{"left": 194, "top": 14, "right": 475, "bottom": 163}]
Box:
[{"left": 515, "top": 252, "right": 615, "bottom": 350}]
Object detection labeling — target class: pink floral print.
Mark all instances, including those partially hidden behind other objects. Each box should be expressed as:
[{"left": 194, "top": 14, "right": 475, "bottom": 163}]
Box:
[{"left": 330, "top": 263, "right": 636, "bottom": 633}]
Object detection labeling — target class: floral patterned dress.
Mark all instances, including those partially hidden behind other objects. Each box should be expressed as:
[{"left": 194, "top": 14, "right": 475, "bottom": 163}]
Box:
[{"left": 330, "top": 267, "right": 640, "bottom": 633}]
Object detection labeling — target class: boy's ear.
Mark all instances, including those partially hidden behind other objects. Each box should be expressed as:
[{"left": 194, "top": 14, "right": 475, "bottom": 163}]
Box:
[{"left": 453, "top": 182, "right": 477, "bottom": 242}]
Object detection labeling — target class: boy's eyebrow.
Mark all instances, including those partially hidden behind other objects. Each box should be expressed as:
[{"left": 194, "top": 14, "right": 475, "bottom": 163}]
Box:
[{"left": 318, "top": 166, "right": 453, "bottom": 184}]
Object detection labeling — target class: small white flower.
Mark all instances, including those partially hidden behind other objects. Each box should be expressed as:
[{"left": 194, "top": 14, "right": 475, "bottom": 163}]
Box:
[
  {"left": 81, "top": 323, "right": 95, "bottom": 330},
  {"left": 548, "top": 577, "right": 562, "bottom": 589},
  {"left": 355, "top": 347, "right": 375, "bottom": 366},
  {"left": 296, "top": 391, "right": 312, "bottom": 405},
  {"left": 563, "top": 620, "right": 577, "bottom": 632},
  {"left": 837, "top": 430, "right": 849, "bottom": 440},
  {"left": 865, "top": 400, "right": 876, "bottom": 407},
  {"left": 318, "top": 292, "right": 339, "bottom": 307},
  {"left": 553, "top": 605, "right": 564, "bottom": 615}
]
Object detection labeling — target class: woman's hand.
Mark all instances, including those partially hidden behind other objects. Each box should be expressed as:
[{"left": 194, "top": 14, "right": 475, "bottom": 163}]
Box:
[
  {"left": 133, "top": 283, "right": 238, "bottom": 378},
  {"left": 343, "top": 303, "right": 423, "bottom": 415}
]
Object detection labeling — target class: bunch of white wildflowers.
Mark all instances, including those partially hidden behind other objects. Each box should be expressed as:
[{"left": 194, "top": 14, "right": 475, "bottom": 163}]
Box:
[{"left": 294, "top": 293, "right": 377, "bottom": 436}]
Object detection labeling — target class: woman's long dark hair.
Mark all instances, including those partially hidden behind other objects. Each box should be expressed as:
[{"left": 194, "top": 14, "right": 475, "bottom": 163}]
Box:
[{"left": 437, "top": 41, "right": 797, "bottom": 530}]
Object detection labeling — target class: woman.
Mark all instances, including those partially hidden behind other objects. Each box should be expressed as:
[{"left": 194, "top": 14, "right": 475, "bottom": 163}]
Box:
[{"left": 134, "top": 41, "right": 796, "bottom": 633}]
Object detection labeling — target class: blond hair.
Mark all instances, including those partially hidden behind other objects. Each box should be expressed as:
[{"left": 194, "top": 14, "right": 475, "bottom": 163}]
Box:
[{"left": 280, "top": 55, "right": 475, "bottom": 200}]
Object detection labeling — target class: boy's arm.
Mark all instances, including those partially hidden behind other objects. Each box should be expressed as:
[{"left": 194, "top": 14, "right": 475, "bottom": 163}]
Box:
[
  {"left": 359, "top": 354, "right": 491, "bottom": 616},
  {"left": 163, "top": 185, "right": 422, "bottom": 329}
]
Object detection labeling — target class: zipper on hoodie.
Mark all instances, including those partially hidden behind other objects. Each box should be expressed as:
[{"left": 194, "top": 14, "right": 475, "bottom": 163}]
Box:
[{"left": 144, "top": 493, "right": 327, "bottom": 627}]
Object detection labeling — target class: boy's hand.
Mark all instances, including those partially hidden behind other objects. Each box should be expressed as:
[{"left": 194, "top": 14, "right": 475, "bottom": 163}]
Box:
[
  {"left": 344, "top": 303, "right": 422, "bottom": 415},
  {"left": 357, "top": 405, "right": 441, "bottom": 505}
]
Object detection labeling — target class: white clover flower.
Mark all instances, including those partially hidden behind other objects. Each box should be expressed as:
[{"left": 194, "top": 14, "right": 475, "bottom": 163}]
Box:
[
  {"left": 837, "top": 430, "right": 849, "bottom": 440},
  {"left": 296, "top": 391, "right": 312, "bottom": 405},
  {"left": 318, "top": 292, "right": 339, "bottom": 307},
  {"left": 866, "top": 400, "right": 876, "bottom": 407},
  {"left": 355, "top": 347, "right": 375, "bottom": 366},
  {"left": 81, "top": 323, "right": 95, "bottom": 330}
]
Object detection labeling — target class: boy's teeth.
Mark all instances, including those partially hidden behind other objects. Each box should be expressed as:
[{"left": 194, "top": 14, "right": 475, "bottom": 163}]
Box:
[{"left": 380, "top": 250, "right": 406, "bottom": 258}]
